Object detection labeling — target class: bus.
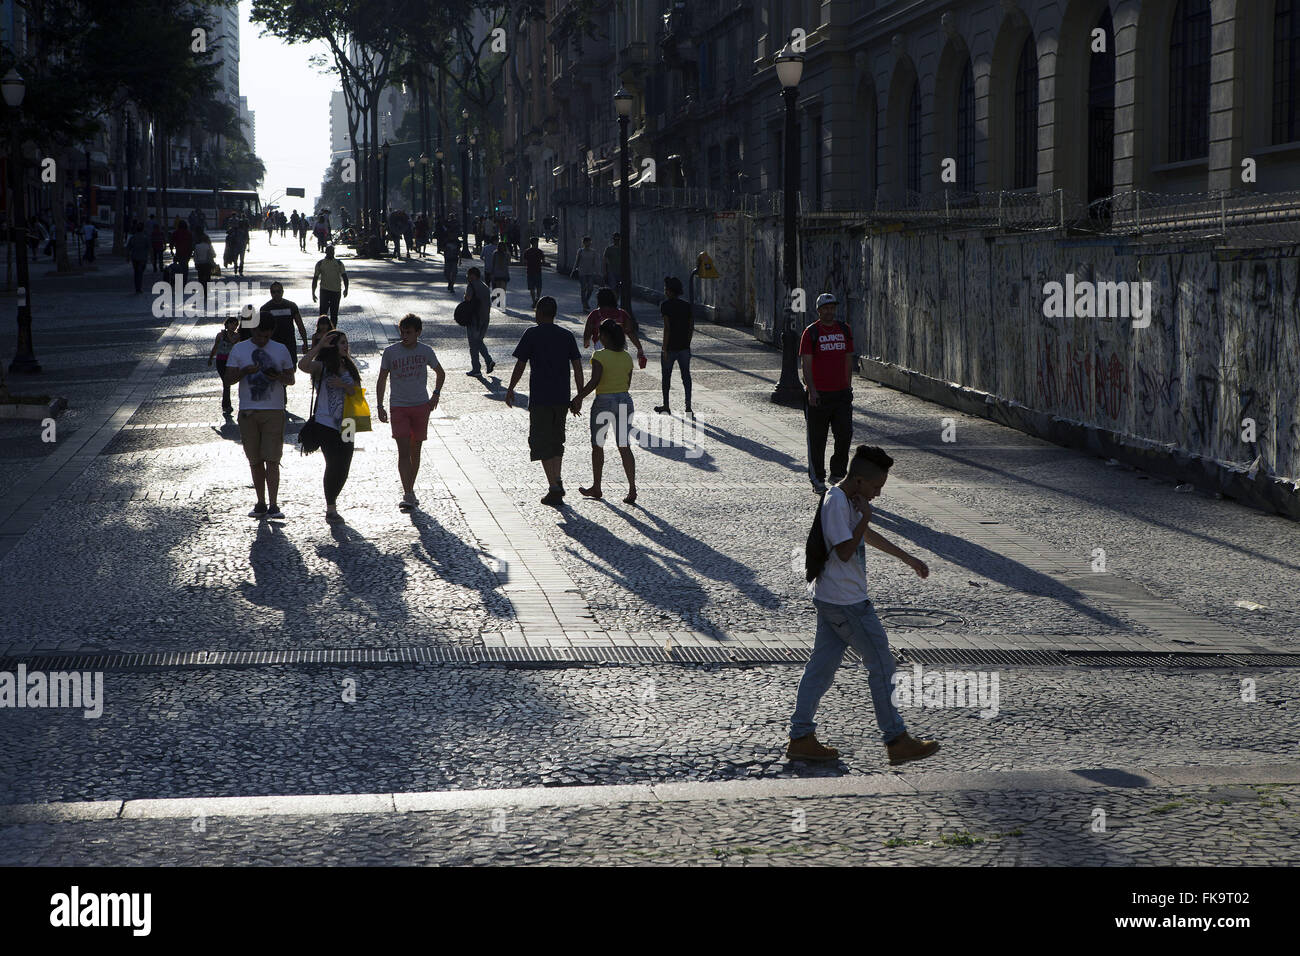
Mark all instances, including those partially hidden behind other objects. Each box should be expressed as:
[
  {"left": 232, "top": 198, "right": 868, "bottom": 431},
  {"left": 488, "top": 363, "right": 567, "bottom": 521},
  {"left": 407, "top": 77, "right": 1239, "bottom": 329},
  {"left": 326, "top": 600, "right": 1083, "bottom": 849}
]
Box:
[{"left": 90, "top": 186, "right": 262, "bottom": 232}]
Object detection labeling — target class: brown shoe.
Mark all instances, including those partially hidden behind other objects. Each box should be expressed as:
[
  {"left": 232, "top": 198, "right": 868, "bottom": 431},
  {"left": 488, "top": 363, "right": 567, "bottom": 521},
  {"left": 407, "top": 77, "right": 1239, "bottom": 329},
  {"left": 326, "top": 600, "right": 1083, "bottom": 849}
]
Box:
[
  {"left": 786, "top": 734, "right": 840, "bottom": 762},
  {"left": 886, "top": 732, "right": 940, "bottom": 765}
]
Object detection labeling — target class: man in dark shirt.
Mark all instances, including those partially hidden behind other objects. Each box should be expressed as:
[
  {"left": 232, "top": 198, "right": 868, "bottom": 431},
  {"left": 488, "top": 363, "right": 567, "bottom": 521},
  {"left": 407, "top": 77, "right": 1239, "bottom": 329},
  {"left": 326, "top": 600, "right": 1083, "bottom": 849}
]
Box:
[
  {"left": 506, "top": 296, "right": 585, "bottom": 507},
  {"left": 522, "top": 236, "right": 547, "bottom": 307},
  {"left": 602, "top": 232, "right": 622, "bottom": 291},
  {"left": 655, "top": 275, "right": 694, "bottom": 416},
  {"left": 259, "top": 282, "right": 309, "bottom": 365},
  {"left": 464, "top": 267, "right": 495, "bottom": 376},
  {"left": 800, "top": 292, "right": 856, "bottom": 493}
]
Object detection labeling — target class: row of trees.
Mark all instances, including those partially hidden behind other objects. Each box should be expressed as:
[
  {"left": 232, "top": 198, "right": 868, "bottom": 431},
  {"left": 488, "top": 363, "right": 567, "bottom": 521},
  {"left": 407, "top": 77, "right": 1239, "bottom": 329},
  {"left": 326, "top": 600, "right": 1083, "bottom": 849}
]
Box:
[
  {"left": 2, "top": 0, "right": 263, "bottom": 269},
  {"left": 251, "top": 0, "right": 588, "bottom": 254}
]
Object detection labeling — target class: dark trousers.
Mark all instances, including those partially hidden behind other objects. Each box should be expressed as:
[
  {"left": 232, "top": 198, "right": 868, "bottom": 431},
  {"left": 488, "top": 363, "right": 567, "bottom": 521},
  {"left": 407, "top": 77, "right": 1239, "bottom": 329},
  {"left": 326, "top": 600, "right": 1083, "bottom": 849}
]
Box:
[
  {"left": 805, "top": 389, "right": 853, "bottom": 484},
  {"left": 320, "top": 289, "right": 341, "bottom": 324},
  {"left": 444, "top": 256, "right": 457, "bottom": 288},
  {"left": 131, "top": 260, "right": 146, "bottom": 293},
  {"left": 215, "top": 359, "right": 232, "bottom": 412},
  {"left": 320, "top": 426, "right": 355, "bottom": 506},
  {"left": 661, "top": 348, "right": 692, "bottom": 408},
  {"left": 197, "top": 263, "right": 213, "bottom": 306},
  {"left": 152, "top": 249, "right": 164, "bottom": 272}
]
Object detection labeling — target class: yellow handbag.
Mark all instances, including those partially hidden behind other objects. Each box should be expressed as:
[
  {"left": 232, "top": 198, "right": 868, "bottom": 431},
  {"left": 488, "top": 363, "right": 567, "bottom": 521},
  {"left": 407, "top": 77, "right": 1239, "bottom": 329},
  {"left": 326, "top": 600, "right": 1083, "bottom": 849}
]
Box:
[{"left": 343, "top": 386, "right": 372, "bottom": 432}]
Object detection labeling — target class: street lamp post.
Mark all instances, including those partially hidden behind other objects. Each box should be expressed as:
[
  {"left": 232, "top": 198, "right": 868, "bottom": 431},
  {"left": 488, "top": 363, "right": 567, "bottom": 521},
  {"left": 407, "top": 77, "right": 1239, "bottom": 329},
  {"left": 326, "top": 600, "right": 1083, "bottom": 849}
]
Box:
[
  {"left": 381, "top": 139, "right": 391, "bottom": 254},
  {"left": 420, "top": 153, "right": 429, "bottom": 219},
  {"left": 614, "top": 88, "right": 633, "bottom": 315},
  {"left": 469, "top": 130, "right": 479, "bottom": 252},
  {"left": 434, "top": 148, "right": 445, "bottom": 225},
  {"left": 458, "top": 134, "right": 468, "bottom": 257},
  {"left": 771, "top": 42, "right": 805, "bottom": 406},
  {"left": 4, "top": 68, "right": 39, "bottom": 375},
  {"left": 408, "top": 156, "right": 416, "bottom": 220}
]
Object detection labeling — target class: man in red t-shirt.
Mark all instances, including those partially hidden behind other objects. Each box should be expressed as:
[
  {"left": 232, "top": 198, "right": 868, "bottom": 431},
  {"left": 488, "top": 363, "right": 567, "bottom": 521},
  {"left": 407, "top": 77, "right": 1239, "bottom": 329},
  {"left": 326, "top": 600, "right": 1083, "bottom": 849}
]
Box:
[
  {"left": 583, "top": 286, "right": 646, "bottom": 362},
  {"left": 799, "top": 292, "right": 855, "bottom": 492}
]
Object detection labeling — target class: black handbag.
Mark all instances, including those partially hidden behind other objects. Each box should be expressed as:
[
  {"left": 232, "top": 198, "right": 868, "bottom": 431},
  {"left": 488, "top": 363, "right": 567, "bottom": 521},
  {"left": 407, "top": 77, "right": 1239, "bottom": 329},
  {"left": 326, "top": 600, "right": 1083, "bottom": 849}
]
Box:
[{"left": 297, "top": 374, "right": 327, "bottom": 455}]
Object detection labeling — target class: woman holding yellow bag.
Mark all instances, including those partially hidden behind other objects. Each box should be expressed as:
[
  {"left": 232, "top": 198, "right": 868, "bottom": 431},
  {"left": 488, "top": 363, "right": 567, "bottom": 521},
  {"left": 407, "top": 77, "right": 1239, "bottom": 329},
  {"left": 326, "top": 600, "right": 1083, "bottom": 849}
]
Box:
[{"left": 298, "top": 330, "right": 364, "bottom": 524}]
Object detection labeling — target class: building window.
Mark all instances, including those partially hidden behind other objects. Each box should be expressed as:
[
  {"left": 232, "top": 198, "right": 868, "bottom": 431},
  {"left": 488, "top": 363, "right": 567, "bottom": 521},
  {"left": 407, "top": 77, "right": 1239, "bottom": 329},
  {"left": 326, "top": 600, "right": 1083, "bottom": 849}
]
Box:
[
  {"left": 956, "top": 59, "right": 975, "bottom": 189},
  {"left": 1013, "top": 33, "right": 1038, "bottom": 189},
  {"left": 812, "top": 113, "right": 823, "bottom": 204},
  {"left": 1088, "top": 7, "right": 1116, "bottom": 202},
  {"left": 1168, "top": 0, "right": 1210, "bottom": 161},
  {"left": 708, "top": 144, "right": 722, "bottom": 191},
  {"left": 1275, "top": 0, "right": 1300, "bottom": 143},
  {"left": 726, "top": 136, "right": 741, "bottom": 191},
  {"left": 907, "top": 80, "right": 921, "bottom": 193}
]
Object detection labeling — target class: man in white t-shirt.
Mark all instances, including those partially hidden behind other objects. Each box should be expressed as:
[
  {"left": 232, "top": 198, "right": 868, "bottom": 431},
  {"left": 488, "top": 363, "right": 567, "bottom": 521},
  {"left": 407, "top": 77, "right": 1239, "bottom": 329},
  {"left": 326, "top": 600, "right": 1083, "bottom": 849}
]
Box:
[
  {"left": 225, "top": 314, "right": 296, "bottom": 519},
  {"left": 788, "top": 444, "right": 941, "bottom": 766}
]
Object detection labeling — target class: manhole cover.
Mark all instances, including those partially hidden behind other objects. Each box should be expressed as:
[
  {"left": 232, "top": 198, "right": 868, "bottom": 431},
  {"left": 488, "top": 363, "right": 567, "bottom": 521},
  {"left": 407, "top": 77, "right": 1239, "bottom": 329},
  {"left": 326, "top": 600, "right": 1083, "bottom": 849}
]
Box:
[{"left": 877, "top": 607, "right": 965, "bottom": 629}]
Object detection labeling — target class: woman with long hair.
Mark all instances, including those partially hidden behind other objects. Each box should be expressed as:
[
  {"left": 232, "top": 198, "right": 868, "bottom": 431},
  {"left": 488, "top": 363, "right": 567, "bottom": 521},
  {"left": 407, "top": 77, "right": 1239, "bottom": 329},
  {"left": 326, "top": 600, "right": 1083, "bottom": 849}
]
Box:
[{"left": 298, "top": 330, "right": 363, "bottom": 523}]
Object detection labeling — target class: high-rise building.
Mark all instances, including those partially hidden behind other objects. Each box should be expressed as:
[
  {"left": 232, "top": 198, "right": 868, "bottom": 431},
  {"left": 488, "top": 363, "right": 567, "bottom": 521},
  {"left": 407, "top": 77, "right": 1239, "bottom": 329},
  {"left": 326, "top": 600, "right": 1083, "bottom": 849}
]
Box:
[
  {"left": 239, "top": 96, "right": 256, "bottom": 153},
  {"left": 330, "top": 90, "right": 351, "bottom": 160}
]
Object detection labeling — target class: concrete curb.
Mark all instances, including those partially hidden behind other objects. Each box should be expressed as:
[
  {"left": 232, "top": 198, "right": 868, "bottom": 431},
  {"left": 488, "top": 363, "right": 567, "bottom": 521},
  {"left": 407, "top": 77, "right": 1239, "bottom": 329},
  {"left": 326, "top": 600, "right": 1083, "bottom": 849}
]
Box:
[{"left": 3, "top": 762, "right": 1297, "bottom": 824}]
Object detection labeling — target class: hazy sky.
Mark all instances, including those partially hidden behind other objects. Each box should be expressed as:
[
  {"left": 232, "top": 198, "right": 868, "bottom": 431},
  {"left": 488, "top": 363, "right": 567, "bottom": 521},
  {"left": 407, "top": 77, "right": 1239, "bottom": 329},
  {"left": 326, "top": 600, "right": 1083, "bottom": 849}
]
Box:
[{"left": 238, "top": 0, "right": 338, "bottom": 213}]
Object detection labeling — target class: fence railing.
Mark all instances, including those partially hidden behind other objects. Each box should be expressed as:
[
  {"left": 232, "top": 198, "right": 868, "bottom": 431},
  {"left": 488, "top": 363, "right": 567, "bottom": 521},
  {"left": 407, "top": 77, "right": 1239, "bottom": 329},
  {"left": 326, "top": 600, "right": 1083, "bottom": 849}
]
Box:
[{"left": 556, "top": 184, "right": 1300, "bottom": 242}]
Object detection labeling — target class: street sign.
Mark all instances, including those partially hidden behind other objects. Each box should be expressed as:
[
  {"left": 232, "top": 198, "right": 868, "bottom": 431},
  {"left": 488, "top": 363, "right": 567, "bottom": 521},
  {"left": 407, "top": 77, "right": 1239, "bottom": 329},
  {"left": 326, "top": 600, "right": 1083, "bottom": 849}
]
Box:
[
  {"left": 286, "top": 187, "right": 305, "bottom": 197},
  {"left": 696, "top": 251, "right": 721, "bottom": 279}
]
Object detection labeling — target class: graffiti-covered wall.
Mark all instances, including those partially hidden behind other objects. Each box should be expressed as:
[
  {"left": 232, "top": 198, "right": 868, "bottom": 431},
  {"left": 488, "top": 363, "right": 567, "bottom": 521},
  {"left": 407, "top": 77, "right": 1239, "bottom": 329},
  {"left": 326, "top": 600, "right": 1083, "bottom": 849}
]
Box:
[
  {"left": 794, "top": 224, "right": 1300, "bottom": 502},
  {"left": 558, "top": 199, "right": 1300, "bottom": 505},
  {"left": 558, "top": 202, "right": 750, "bottom": 324}
]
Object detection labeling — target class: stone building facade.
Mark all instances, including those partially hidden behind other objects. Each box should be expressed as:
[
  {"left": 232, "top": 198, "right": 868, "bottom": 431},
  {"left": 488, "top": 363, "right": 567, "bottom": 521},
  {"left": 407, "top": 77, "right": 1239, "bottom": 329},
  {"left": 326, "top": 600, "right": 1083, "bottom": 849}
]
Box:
[{"left": 514, "top": 1, "right": 1300, "bottom": 213}]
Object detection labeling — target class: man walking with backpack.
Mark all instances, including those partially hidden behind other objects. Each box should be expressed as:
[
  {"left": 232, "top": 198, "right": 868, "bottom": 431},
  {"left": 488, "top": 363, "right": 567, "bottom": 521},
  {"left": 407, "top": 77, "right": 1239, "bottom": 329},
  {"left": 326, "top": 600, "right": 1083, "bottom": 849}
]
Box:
[
  {"left": 801, "top": 292, "right": 856, "bottom": 494},
  {"left": 789, "top": 444, "right": 940, "bottom": 765}
]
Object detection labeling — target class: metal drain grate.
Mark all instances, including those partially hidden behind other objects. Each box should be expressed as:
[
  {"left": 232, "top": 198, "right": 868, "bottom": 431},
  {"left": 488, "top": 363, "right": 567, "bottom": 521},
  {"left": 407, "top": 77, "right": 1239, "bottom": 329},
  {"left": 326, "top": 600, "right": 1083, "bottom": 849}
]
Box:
[
  {"left": 1, "top": 646, "right": 1296, "bottom": 672},
  {"left": 1062, "top": 651, "right": 1300, "bottom": 668},
  {"left": 900, "top": 649, "right": 1070, "bottom": 667},
  {"left": 0, "top": 645, "right": 814, "bottom": 672}
]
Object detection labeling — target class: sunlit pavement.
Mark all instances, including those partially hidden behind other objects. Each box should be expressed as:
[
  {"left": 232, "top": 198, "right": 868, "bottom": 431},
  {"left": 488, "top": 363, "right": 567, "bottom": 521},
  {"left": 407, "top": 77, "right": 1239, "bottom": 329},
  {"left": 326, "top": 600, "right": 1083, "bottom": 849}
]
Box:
[{"left": 1, "top": 237, "right": 1297, "bottom": 864}]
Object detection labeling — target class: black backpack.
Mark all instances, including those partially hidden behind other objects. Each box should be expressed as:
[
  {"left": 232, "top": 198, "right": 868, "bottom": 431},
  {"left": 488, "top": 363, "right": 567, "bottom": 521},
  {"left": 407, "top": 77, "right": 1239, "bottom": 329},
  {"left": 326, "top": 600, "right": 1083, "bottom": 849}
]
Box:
[{"left": 804, "top": 492, "right": 830, "bottom": 583}]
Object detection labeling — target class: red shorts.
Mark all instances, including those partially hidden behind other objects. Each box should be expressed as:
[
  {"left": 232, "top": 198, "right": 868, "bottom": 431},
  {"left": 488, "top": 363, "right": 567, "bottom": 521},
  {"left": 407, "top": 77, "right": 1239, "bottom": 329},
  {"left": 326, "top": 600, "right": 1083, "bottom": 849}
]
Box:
[{"left": 390, "top": 403, "right": 431, "bottom": 441}]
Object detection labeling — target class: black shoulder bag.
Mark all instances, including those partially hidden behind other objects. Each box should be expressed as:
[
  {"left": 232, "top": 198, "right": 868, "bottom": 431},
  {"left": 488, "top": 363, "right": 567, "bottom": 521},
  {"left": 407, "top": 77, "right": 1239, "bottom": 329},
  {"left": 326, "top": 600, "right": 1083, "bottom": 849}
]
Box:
[{"left": 297, "top": 371, "right": 327, "bottom": 455}]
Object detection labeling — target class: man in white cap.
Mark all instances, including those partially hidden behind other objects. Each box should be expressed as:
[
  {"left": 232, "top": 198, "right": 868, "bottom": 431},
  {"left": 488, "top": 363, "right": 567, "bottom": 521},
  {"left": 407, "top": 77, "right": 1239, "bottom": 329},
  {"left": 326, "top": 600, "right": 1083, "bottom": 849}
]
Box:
[{"left": 799, "top": 292, "right": 856, "bottom": 493}]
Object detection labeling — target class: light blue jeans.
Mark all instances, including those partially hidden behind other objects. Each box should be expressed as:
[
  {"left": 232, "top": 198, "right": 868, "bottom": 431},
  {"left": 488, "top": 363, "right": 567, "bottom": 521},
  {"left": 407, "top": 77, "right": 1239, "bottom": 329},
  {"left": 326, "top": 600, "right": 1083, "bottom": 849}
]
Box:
[{"left": 791, "top": 599, "right": 906, "bottom": 743}]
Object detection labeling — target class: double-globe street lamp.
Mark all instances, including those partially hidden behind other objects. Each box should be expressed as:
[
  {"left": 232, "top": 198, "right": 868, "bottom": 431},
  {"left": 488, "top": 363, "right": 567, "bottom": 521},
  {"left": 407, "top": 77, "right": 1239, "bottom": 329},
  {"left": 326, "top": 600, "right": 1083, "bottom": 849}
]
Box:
[
  {"left": 614, "top": 87, "right": 633, "bottom": 315},
  {"left": 771, "top": 42, "right": 805, "bottom": 406},
  {"left": 4, "top": 68, "right": 39, "bottom": 375}
]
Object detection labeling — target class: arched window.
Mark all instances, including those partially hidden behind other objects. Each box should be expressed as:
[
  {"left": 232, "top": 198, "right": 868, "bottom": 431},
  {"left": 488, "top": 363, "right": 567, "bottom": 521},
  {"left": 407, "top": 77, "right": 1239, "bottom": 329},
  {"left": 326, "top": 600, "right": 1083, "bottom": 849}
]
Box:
[
  {"left": 1168, "top": 0, "right": 1211, "bottom": 161},
  {"left": 907, "top": 79, "right": 922, "bottom": 192},
  {"left": 1275, "top": 0, "right": 1300, "bottom": 143},
  {"left": 1013, "top": 33, "right": 1038, "bottom": 189},
  {"left": 956, "top": 59, "right": 975, "bottom": 188},
  {"left": 1088, "top": 7, "right": 1116, "bottom": 202}
]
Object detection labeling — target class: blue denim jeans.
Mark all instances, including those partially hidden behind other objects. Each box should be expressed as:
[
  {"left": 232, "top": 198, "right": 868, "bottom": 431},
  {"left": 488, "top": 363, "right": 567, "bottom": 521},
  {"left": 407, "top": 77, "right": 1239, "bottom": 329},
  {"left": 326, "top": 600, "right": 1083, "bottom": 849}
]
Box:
[{"left": 791, "top": 599, "right": 906, "bottom": 743}]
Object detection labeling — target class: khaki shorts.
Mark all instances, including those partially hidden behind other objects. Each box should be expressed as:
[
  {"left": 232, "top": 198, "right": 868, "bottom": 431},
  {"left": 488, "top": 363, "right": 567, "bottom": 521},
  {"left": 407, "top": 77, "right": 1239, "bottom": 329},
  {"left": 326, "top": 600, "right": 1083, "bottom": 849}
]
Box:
[{"left": 239, "top": 409, "right": 286, "bottom": 462}]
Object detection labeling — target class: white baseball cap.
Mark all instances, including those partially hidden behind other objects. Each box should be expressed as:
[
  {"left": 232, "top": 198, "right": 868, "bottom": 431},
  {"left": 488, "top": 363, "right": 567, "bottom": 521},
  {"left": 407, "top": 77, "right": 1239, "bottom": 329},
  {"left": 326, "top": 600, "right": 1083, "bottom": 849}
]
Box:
[{"left": 816, "top": 293, "right": 837, "bottom": 308}]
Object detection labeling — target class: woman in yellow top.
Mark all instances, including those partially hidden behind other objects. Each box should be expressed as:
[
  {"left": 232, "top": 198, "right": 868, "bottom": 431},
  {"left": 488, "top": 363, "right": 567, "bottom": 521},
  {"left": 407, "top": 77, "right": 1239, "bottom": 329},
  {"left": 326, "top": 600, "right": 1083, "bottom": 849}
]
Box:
[{"left": 571, "top": 318, "right": 638, "bottom": 503}]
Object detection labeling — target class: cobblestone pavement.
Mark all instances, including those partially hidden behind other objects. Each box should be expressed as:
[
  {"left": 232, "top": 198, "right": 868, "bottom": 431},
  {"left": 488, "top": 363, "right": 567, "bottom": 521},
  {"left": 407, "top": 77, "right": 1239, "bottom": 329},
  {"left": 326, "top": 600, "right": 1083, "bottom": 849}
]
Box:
[
  {"left": 3, "top": 781, "right": 1296, "bottom": 866},
  {"left": 2, "top": 240, "right": 1298, "bottom": 864}
]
